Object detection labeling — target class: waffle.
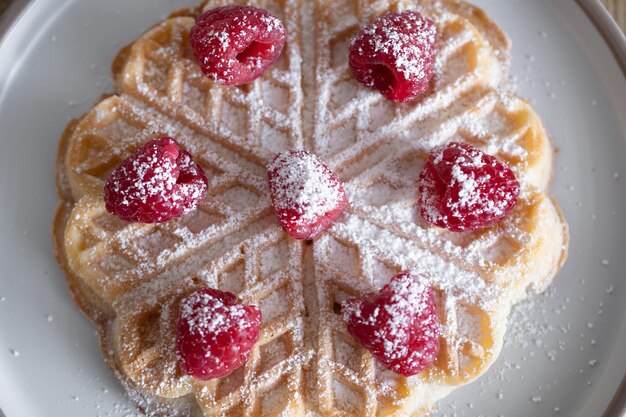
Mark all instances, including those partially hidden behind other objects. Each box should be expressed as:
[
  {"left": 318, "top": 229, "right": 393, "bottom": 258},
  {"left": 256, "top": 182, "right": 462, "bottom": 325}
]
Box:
[{"left": 53, "top": 0, "right": 569, "bottom": 416}]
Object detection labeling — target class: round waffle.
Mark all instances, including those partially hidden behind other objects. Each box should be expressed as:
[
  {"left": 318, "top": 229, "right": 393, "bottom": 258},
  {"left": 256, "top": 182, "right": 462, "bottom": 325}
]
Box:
[{"left": 53, "top": 1, "right": 569, "bottom": 416}]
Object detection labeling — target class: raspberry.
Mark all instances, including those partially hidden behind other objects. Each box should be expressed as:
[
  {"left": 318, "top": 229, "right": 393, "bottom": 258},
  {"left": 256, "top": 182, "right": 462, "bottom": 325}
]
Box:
[
  {"left": 176, "top": 288, "right": 262, "bottom": 380},
  {"left": 190, "top": 6, "right": 286, "bottom": 86},
  {"left": 349, "top": 11, "right": 437, "bottom": 103},
  {"left": 343, "top": 271, "right": 440, "bottom": 376},
  {"left": 104, "top": 137, "right": 208, "bottom": 223},
  {"left": 418, "top": 142, "right": 521, "bottom": 232},
  {"left": 267, "top": 150, "right": 348, "bottom": 240}
]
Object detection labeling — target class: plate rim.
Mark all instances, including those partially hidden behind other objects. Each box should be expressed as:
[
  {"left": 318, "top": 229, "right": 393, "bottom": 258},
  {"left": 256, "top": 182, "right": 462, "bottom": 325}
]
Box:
[
  {"left": 573, "top": 3, "right": 626, "bottom": 414},
  {"left": 0, "top": 0, "right": 625, "bottom": 416},
  {"left": 0, "top": 0, "right": 31, "bottom": 49},
  {"left": 577, "top": 0, "right": 626, "bottom": 78}
]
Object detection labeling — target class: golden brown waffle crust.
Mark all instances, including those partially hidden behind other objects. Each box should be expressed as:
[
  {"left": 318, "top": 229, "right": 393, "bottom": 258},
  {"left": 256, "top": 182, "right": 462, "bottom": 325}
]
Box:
[{"left": 52, "top": 1, "right": 569, "bottom": 416}]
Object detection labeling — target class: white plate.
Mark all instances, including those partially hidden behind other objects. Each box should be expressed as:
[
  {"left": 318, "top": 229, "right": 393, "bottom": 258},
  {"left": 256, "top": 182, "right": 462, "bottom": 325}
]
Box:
[{"left": 0, "top": 0, "right": 625, "bottom": 416}]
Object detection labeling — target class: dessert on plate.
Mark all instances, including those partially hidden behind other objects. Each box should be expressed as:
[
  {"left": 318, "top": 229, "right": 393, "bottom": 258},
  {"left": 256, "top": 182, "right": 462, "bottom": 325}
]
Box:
[{"left": 53, "top": 0, "right": 569, "bottom": 416}]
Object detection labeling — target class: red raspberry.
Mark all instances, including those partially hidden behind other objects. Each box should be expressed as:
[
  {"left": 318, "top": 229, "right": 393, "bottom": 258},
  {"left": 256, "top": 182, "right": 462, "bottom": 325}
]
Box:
[
  {"left": 349, "top": 11, "right": 437, "bottom": 103},
  {"left": 104, "top": 137, "right": 208, "bottom": 223},
  {"left": 418, "top": 142, "right": 521, "bottom": 232},
  {"left": 176, "top": 289, "right": 262, "bottom": 380},
  {"left": 190, "top": 6, "right": 286, "bottom": 86},
  {"left": 267, "top": 150, "right": 348, "bottom": 240},
  {"left": 343, "top": 271, "right": 440, "bottom": 376}
]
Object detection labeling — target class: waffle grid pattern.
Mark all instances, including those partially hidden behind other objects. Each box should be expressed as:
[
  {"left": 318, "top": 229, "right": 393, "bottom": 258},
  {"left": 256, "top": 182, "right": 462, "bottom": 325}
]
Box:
[{"left": 55, "top": 1, "right": 568, "bottom": 416}]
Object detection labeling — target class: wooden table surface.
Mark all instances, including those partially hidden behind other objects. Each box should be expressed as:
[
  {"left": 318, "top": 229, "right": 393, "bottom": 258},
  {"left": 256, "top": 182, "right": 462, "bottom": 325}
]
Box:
[
  {"left": 602, "top": 0, "right": 626, "bottom": 31},
  {"left": 0, "top": 0, "right": 625, "bottom": 30}
]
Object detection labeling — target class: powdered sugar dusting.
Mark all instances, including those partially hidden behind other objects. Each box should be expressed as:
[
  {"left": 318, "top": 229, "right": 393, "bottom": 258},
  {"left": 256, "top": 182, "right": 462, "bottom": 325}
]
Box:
[
  {"left": 109, "top": 144, "right": 178, "bottom": 205},
  {"left": 418, "top": 142, "right": 521, "bottom": 231},
  {"left": 180, "top": 291, "right": 251, "bottom": 338},
  {"left": 353, "top": 12, "right": 436, "bottom": 82},
  {"left": 176, "top": 288, "right": 261, "bottom": 380},
  {"left": 190, "top": 6, "right": 286, "bottom": 85},
  {"left": 57, "top": 0, "right": 567, "bottom": 415},
  {"left": 268, "top": 150, "right": 346, "bottom": 235},
  {"left": 348, "top": 10, "right": 437, "bottom": 102},
  {"left": 342, "top": 272, "right": 439, "bottom": 374},
  {"left": 104, "top": 138, "right": 208, "bottom": 223}
]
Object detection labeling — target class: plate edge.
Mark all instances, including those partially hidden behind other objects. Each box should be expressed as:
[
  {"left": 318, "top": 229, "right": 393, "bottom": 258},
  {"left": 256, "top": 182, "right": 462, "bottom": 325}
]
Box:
[
  {"left": 577, "top": 0, "right": 626, "bottom": 77},
  {"left": 0, "top": 0, "right": 33, "bottom": 48},
  {"left": 574, "top": 2, "right": 626, "bottom": 415}
]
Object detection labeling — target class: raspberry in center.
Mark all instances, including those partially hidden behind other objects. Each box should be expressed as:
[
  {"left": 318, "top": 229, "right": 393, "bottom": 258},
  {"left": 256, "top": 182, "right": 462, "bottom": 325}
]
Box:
[{"left": 267, "top": 150, "right": 348, "bottom": 240}]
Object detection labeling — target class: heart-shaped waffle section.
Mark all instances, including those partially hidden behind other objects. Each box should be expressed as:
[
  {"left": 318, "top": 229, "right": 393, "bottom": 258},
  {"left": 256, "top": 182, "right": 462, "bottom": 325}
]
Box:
[{"left": 54, "top": 0, "right": 568, "bottom": 416}]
